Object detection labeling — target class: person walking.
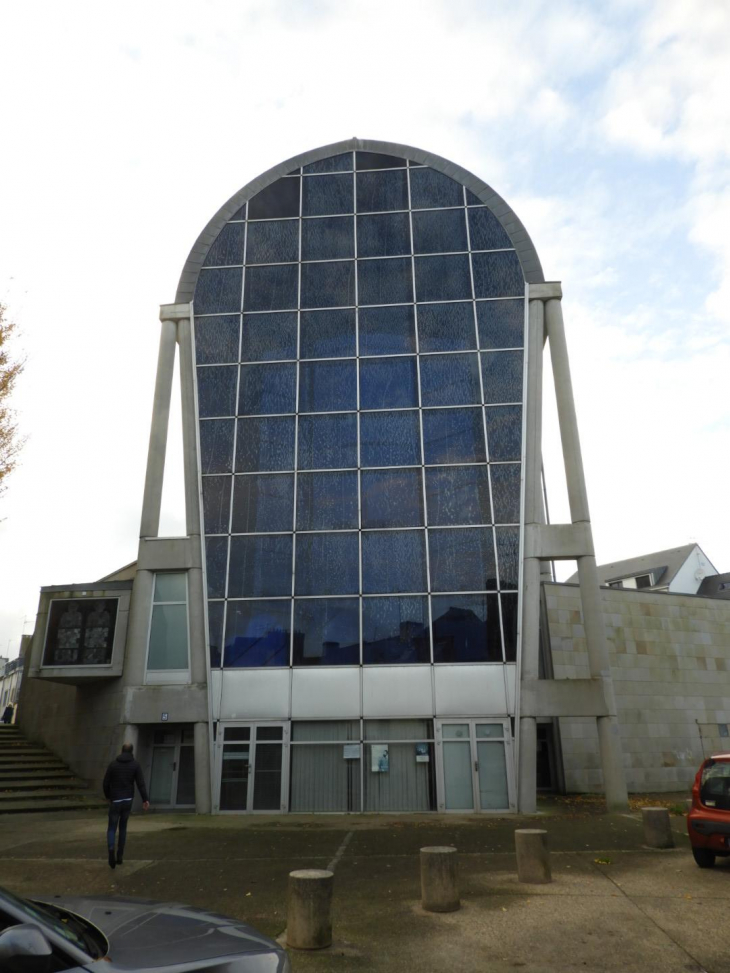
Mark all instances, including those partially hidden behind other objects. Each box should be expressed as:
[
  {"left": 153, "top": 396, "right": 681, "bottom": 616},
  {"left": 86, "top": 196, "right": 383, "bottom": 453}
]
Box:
[
  {"left": 1, "top": 703, "right": 13, "bottom": 724},
  {"left": 102, "top": 742, "right": 150, "bottom": 869}
]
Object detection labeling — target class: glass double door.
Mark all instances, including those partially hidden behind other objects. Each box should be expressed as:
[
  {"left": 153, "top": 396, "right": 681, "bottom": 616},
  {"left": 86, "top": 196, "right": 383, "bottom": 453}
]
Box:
[
  {"left": 149, "top": 726, "right": 196, "bottom": 807},
  {"left": 437, "top": 719, "right": 514, "bottom": 812},
  {"left": 215, "top": 722, "right": 288, "bottom": 813}
]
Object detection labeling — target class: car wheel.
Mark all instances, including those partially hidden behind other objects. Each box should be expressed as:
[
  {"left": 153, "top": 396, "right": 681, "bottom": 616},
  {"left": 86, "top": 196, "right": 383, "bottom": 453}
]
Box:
[{"left": 692, "top": 847, "right": 716, "bottom": 869}]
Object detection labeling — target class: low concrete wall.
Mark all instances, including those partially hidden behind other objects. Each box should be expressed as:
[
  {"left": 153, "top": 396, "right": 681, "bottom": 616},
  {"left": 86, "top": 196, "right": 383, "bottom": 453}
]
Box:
[{"left": 545, "top": 582, "right": 730, "bottom": 793}]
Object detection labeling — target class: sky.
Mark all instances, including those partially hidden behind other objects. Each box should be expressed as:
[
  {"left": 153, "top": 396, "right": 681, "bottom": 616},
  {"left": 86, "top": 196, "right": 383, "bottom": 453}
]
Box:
[{"left": 0, "top": 0, "right": 728, "bottom": 658}]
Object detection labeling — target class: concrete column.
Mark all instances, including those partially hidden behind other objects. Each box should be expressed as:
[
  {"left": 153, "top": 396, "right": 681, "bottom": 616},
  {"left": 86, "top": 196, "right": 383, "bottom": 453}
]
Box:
[
  {"left": 140, "top": 318, "right": 178, "bottom": 538},
  {"left": 642, "top": 807, "right": 674, "bottom": 848},
  {"left": 193, "top": 721, "right": 211, "bottom": 814},
  {"left": 122, "top": 569, "right": 156, "bottom": 689},
  {"left": 544, "top": 297, "right": 628, "bottom": 813},
  {"left": 515, "top": 829, "right": 551, "bottom": 884},
  {"left": 286, "top": 870, "right": 334, "bottom": 949},
  {"left": 420, "top": 846, "right": 460, "bottom": 912},
  {"left": 518, "top": 297, "right": 544, "bottom": 813}
]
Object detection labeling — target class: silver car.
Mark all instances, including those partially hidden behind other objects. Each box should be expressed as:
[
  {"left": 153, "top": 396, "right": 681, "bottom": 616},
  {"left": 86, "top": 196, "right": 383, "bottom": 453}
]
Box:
[{"left": 0, "top": 885, "right": 290, "bottom": 972}]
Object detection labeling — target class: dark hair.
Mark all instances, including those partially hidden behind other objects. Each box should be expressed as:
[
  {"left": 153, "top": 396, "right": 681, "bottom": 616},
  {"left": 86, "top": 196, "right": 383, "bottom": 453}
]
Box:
[{"left": 121, "top": 742, "right": 134, "bottom": 754}]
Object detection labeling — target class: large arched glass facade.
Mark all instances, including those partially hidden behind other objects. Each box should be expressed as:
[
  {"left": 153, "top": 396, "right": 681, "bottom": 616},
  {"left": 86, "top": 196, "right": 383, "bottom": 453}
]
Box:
[{"left": 193, "top": 149, "right": 525, "bottom": 672}]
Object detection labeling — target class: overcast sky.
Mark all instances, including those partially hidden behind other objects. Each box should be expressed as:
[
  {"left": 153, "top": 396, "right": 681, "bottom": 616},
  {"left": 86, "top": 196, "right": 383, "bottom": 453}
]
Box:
[{"left": 1, "top": 0, "right": 728, "bottom": 658}]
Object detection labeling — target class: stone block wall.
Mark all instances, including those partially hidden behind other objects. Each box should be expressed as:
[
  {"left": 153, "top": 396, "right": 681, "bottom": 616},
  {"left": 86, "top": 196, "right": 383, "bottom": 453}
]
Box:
[{"left": 545, "top": 582, "right": 730, "bottom": 793}]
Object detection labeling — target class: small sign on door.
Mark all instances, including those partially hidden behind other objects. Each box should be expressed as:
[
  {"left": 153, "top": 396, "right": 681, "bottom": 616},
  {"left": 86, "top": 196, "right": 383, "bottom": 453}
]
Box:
[{"left": 161, "top": 712, "right": 169, "bottom": 722}]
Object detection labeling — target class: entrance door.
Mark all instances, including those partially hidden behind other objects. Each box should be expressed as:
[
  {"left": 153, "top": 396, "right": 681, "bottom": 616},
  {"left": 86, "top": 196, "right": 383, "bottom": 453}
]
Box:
[
  {"left": 437, "top": 720, "right": 514, "bottom": 812},
  {"left": 214, "top": 722, "right": 288, "bottom": 813},
  {"left": 149, "top": 726, "right": 196, "bottom": 807}
]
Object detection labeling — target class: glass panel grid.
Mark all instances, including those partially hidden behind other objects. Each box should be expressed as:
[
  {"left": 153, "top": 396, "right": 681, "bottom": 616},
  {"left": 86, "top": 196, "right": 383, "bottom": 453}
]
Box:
[{"left": 196, "top": 156, "right": 525, "bottom": 670}]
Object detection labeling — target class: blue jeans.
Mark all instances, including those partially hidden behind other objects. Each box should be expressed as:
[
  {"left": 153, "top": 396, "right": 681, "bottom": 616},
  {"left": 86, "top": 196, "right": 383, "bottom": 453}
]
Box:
[{"left": 107, "top": 800, "right": 132, "bottom": 854}]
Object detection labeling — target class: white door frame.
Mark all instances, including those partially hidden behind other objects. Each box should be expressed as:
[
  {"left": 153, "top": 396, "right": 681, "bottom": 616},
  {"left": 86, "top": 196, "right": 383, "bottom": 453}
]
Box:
[
  {"left": 213, "top": 721, "right": 289, "bottom": 814},
  {"left": 434, "top": 718, "right": 516, "bottom": 813}
]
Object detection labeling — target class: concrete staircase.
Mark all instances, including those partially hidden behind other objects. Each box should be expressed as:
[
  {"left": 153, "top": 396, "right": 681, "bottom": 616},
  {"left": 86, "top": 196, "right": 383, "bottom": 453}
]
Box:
[{"left": 0, "top": 724, "right": 107, "bottom": 814}]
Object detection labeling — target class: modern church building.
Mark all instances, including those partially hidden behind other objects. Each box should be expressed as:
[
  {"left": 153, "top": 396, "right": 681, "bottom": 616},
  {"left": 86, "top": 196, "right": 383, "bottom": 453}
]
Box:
[{"left": 27, "top": 137, "right": 727, "bottom": 816}]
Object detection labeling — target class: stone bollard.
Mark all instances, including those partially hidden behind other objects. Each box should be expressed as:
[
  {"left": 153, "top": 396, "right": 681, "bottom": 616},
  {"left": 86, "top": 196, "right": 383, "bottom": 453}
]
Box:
[
  {"left": 515, "top": 829, "right": 552, "bottom": 884},
  {"left": 286, "top": 869, "right": 334, "bottom": 949},
  {"left": 641, "top": 807, "right": 675, "bottom": 849},
  {"left": 420, "top": 846, "right": 460, "bottom": 912}
]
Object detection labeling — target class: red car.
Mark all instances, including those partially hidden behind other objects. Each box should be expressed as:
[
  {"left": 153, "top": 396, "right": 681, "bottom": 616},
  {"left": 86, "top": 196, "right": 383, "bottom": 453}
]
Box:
[{"left": 688, "top": 753, "right": 730, "bottom": 867}]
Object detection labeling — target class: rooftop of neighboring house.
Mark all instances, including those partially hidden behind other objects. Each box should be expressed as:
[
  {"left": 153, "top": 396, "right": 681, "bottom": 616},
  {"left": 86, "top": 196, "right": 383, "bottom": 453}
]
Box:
[{"left": 565, "top": 543, "right": 718, "bottom": 593}]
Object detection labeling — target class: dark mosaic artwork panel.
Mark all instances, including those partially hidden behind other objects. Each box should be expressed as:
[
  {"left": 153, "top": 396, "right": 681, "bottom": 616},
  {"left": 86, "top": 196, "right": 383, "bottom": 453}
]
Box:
[
  {"left": 195, "top": 316, "right": 240, "bottom": 365},
  {"left": 199, "top": 419, "right": 234, "bottom": 474},
  {"left": 417, "top": 302, "right": 476, "bottom": 353},
  {"left": 194, "top": 268, "right": 243, "bottom": 314},
  {"left": 235, "top": 416, "right": 296, "bottom": 472},
  {"left": 359, "top": 305, "right": 416, "bottom": 356},
  {"left": 245, "top": 220, "right": 299, "bottom": 265},
  {"left": 203, "top": 222, "right": 245, "bottom": 267},
  {"left": 240, "top": 312, "right": 297, "bottom": 362}
]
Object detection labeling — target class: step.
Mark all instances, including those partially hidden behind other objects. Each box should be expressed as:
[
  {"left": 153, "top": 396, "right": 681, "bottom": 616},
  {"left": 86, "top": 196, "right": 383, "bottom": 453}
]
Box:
[
  {"left": 0, "top": 748, "right": 55, "bottom": 757},
  {"left": 0, "top": 788, "right": 95, "bottom": 802},
  {"left": 0, "top": 771, "right": 77, "bottom": 784},
  {"left": 0, "top": 779, "right": 82, "bottom": 792},
  {"left": 0, "top": 798, "right": 107, "bottom": 815},
  {"left": 0, "top": 762, "right": 67, "bottom": 773},
  {"left": 0, "top": 754, "right": 64, "bottom": 763}
]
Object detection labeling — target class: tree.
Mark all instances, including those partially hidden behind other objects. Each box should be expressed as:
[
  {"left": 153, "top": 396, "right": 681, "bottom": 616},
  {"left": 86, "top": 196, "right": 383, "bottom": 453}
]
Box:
[{"left": 0, "top": 303, "right": 25, "bottom": 496}]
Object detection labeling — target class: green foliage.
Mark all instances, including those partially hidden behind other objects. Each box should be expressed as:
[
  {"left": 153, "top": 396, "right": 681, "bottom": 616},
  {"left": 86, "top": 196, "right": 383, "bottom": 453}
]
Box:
[{"left": 0, "top": 303, "right": 25, "bottom": 494}]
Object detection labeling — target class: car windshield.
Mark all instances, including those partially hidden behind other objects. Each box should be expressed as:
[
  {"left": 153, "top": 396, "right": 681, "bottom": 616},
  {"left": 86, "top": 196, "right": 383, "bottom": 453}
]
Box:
[
  {"left": 701, "top": 761, "right": 730, "bottom": 810},
  {"left": 0, "top": 888, "right": 104, "bottom": 959}
]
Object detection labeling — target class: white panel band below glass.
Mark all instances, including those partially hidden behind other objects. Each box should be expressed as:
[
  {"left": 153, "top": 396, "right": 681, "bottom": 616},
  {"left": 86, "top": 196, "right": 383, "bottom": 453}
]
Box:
[
  {"left": 434, "top": 665, "right": 508, "bottom": 717},
  {"left": 291, "top": 666, "right": 361, "bottom": 718},
  {"left": 219, "top": 668, "right": 291, "bottom": 720},
  {"left": 362, "top": 666, "right": 433, "bottom": 717}
]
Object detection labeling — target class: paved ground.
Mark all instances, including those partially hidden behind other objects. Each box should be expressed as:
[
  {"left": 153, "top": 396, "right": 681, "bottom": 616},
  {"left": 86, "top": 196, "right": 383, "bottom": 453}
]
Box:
[{"left": 1, "top": 798, "right": 728, "bottom": 973}]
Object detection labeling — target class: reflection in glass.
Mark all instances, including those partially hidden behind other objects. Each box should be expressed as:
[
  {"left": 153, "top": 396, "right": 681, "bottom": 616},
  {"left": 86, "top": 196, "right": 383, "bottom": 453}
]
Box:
[
  {"left": 303, "top": 153, "right": 352, "bottom": 174},
  {"left": 231, "top": 473, "right": 294, "bottom": 533},
  {"left": 148, "top": 604, "right": 189, "bottom": 669},
  {"left": 358, "top": 305, "right": 416, "bottom": 356},
  {"left": 199, "top": 419, "right": 234, "bottom": 474},
  {"left": 245, "top": 220, "right": 299, "bottom": 265},
  {"left": 412, "top": 209, "right": 467, "bottom": 254},
  {"left": 417, "top": 302, "right": 476, "bottom": 353},
  {"left": 357, "top": 169, "right": 409, "bottom": 212},
  {"left": 293, "top": 598, "right": 359, "bottom": 665},
  {"left": 362, "top": 530, "right": 427, "bottom": 593},
  {"left": 358, "top": 257, "right": 413, "bottom": 306},
  {"left": 356, "top": 152, "right": 406, "bottom": 170},
  {"left": 302, "top": 173, "right": 354, "bottom": 217},
  {"left": 228, "top": 534, "right": 293, "bottom": 598},
  {"left": 203, "top": 223, "right": 245, "bottom": 266},
  {"left": 360, "top": 357, "right": 418, "bottom": 410},
  {"left": 297, "top": 471, "right": 358, "bottom": 530},
  {"left": 490, "top": 464, "right": 521, "bottom": 523},
  {"left": 410, "top": 168, "right": 464, "bottom": 209},
  {"left": 295, "top": 533, "right": 359, "bottom": 595},
  {"left": 197, "top": 366, "right": 238, "bottom": 418},
  {"left": 431, "top": 594, "right": 502, "bottom": 662},
  {"left": 202, "top": 476, "right": 231, "bottom": 534},
  {"left": 477, "top": 739, "right": 509, "bottom": 809},
  {"left": 194, "top": 268, "right": 243, "bottom": 314},
  {"left": 422, "top": 408, "right": 485, "bottom": 465},
  {"left": 481, "top": 351, "right": 523, "bottom": 404},
  {"left": 205, "top": 536, "right": 228, "bottom": 598},
  {"left": 485, "top": 406, "right": 522, "bottom": 462},
  {"left": 297, "top": 413, "right": 358, "bottom": 470},
  {"left": 299, "top": 360, "right": 357, "bottom": 413},
  {"left": 301, "top": 216, "right": 354, "bottom": 261},
  {"left": 235, "top": 416, "right": 295, "bottom": 472},
  {"left": 300, "top": 309, "right": 356, "bottom": 359},
  {"left": 224, "top": 600, "right": 290, "bottom": 666},
  {"left": 301, "top": 261, "right": 356, "bottom": 309},
  {"left": 414, "top": 255, "right": 472, "bottom": 303},
  {"left": 362, "top": 596, "right": 429, "bottom": 664},
  {"left": 425, "top": 466, "right": 491, "bottom": 526},
  {"left": 248, "top": 178, "right": 300, "bottom": 219},
  {"left": 195, "top": 316, "right": 240, "bottom": 364},
  {"left": 359, "top": 410, "right": 421, "bottom": 467},
  {"left": 477, "top": 299, "right": 524, "bottom": 349},
  {"left": 241, "top": 312, "right": 297, "bottom": 362},
  {"left": 361, "top": 469, "right": 423, "bottom": 528},
  {"left": 419, "top": 353, "right": 481, "bottom": 407},
  {"left": 357, "top": 213, "right": 411, "bottom": 258},
  {"left": 501, "top": 592, "right": 518, "bottom": 661},
  {"left": 243, "top": 264, "right": 298, "bottom": 312},
  {"left": 467, "top": 207, "right": 513, "bottom": 251},
  {"left": 207, "top": 600, "right": 224, "bottom": 667},
  {"left": 495, "top": 527, "right": 520, "bottom": 589},
  {"left": 238, "top": 362, "right": 297, "bottom": 415},
  {"left": 472, "top": 251, "right": 524, "bottom": 299},
  {"left": 429, "top": 527, "right": 497, "bottom": 591}
]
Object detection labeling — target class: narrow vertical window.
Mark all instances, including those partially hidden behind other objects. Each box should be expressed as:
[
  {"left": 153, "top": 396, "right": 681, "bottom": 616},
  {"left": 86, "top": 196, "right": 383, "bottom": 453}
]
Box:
[{"left": 147, "top": 573, "right": 190, "bottom": 672}]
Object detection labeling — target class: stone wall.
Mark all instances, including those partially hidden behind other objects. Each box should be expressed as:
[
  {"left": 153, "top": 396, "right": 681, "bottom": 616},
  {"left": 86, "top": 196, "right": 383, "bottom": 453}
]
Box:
[{"left": 545, "top": 582, "right": 730, "bottom": 793}]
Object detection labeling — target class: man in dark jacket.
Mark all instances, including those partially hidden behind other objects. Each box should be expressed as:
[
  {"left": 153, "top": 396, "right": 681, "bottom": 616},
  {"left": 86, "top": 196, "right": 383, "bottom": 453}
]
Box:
[{"left": 102, "top": 743, "right": 150, "bottom": 869}]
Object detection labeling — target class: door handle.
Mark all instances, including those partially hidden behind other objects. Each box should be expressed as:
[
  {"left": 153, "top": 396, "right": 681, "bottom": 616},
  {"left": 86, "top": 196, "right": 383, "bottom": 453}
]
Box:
[{"left": 474, "top": 761, "right": 478, "bottom": 772}]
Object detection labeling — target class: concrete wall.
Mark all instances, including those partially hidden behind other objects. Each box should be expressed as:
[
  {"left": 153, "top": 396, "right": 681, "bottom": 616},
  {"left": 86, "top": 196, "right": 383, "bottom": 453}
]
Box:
[{"left": 545, "top": 582, "right": 730, "bottom": 793}]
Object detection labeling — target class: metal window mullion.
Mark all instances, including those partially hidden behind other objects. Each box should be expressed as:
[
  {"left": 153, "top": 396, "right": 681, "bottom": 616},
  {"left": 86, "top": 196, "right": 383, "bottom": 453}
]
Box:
[
  {"left": 290, "top": 181, "right": 304, "bottom": 669},
  {"left": 353, "top": 156, "right": 364, "bottom": 669}
]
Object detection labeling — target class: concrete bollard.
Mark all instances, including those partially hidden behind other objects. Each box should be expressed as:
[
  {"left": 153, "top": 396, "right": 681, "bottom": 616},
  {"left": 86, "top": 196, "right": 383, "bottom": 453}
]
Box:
[
  {"left": 420, "top": 846, "right": 460, "bottom": 912},
  {"left": 286, "top": 869, "right": 334, "bottom": 949},
  {"left": 641, "top": 807, "right": 675, "bottom": 849},
  {"left": 515, "top": 829, "right": 552, "bottom": 884}
]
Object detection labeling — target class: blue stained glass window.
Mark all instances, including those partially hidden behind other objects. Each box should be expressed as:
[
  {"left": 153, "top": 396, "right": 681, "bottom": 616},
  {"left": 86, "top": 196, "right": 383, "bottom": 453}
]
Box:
[
  {"left": 360, "top": 357, "right": 418, "bottom": 410},
  {"left": 224, "top": 600, "right": 291, "bottom": 667},
  {"left": 357, "top": 213, "right": 411, "bottom": 257},
  {"left": 231, "top": 473, "right": 294, "bottom": 533},
  {"left": 203, "top": 223, "right": 245, "bottom": 266},
  {"left": 205, "top": 536, "right": 229, "bottom": 598},
  {"left": 300, "top": 309, "right": 356, "bottom": 359},
  {"left": 202, "top": 476, "right": 231, "bottom": 534},
  {"left": 297, "top": 471, "right": 358, "bottom": 530},
  {"left": 357, "top": 170, "right": 409, "bottom": 212},
  {"left": 414, "top": 255, "right": 472, "bottom": 303},
  {"left": 420, "top": 353, "right": 481, "bottom": 407},
  {"left": 208, "top": 600, "right": 224, "bottom": 667},
  {"left": 495, "top": 527, "right": 520, "bottom": 589},
  {"left": 360, "top": 411, "right": 421, "bottom": 467},
  {"left": 295, "top": 533, "right": 359, "bottom": 595},
  {"left": 412, "top": 209, "right": 467, "bottom": 254},
  {"left": 228, "top": 534, "right": 293, "bottom": 598},
  {"left": 465, "top": 190, "right": 482, "bottom": 205},
  {"left": 431, "top": 594, "right": 502, "bottom": 662},
  {"left": 358, "top": 257, "right": 413, "bottom": 306},
  {"left": 467, "top": 208, "right": 513, "bottom": 251},
  {"left": 490, "top": 464, "right": 521, "bottom": 523},
  {"left": 477, "top": 300, "right": 524, "bottom": 349},
  {"left": 501, "top": 592, "right": 518, "bottom": 661},
  {"left": 301, "top": 261, "right": 356, "bottom": 309},
  {"left": 302, "top": 174, "right": 353, "bottom": 216},
  {"left": 229, "top": 203, "right": 246, "bottom": 220},
  {"left": 200, "top": 418, "right": 234, "bottom": 474},
  {"left": 362, "top": 596, "right": 430, "bottom": 664},
  {"left": 303, "top": 153, "right": 352, "bottom": 174},
  {"left": 361, "top": 469, "right": 424, "bottom": 528},
  {"left": 417, "top": 302, "right": 476, "bottom": 353},
  {"left": 356, "top": 152, "right": 406, "bottom": 170},
  {"left": 301, "top": 216, "right": 354, "bottom": 261},
  {"left": 410, "top": 168, "right": 464, "bottom": 209},
  {"left": 195, "top": 315, "right": 240, "bottom": 365},
  {"left": 235, "top": 416, "right": 295, "bottom": 472},
  {"left": 299, "top": 360, "right": 357, "bottom": 413},
  {"left": 362, "top": 531, "right": 427, "bottom": 594},
  {"left": 197, "top": 366, "right": 238, "bottom": 418},
  {"left": 485, "top": 406, "right": 522, "bottom": 462},
  {"left": 481, "top": 351, "right": 523, "bottom": 404},
  {"left": 422, "top": 408, "right": 485, "bottom": 465},
  {"left": 425, "top": 466, "right": 491, "bottom": 526},
  {"left": 195, "top": 268, "right": 242, "bottom": 314},
  {"left": 472, "top": 252, "right": 524, "bottom": 299},
  {"left": 243, "top": 264, "right": 298, "bottom": 312},
  {"left": 429, "top": 527, "right": 497, "bottom": 591},
  {"left": 297, "top": 413, "right": 357, "bottom": 470},
  {"left": 241, "top": 312, "right": 297, "bottom": 362},
  {"left": 238, "top": 362, "right": 296, "bottom": 415},
  {"left": 245, "top": 220, "right": 299, "bottom": 264},
  {"left": 358, "top": 305, "right": 416, "bottom": 355},
  {"left": 248, "top": 178, "right": 300, "bottom": 219},
  {"left": 293, "top": 599, "right": 359, "bottom": 665}
]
